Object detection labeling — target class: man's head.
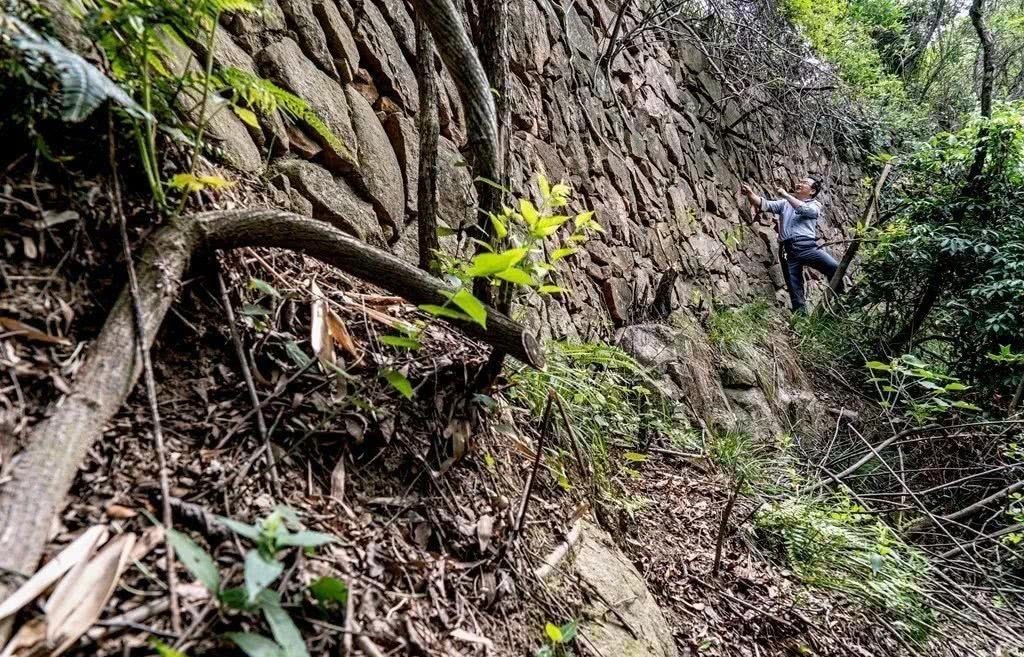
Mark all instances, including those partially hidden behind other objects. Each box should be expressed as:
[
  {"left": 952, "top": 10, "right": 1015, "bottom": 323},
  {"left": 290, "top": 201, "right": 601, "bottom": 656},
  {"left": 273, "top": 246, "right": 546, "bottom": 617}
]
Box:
[{"left": 795, "top": 176, "right": 822, "bottom": 200}]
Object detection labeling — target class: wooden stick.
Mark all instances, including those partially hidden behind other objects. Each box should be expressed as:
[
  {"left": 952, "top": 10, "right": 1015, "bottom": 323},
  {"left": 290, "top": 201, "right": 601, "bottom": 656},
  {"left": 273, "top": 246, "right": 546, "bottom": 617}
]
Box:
[
  {"left": 712, "top": 477, "right": 742, "bottom": 576},
  {"left": 514, "top": 390, "right": 555, "bottom": 534},
  {"left": 534, "top": 518, "right": 583, "bottom": 580},
  {"left": 216, "top": 268, "right": 282, "bottom": 498},
  {"left": 108, "top": 112, "right": 180, "bottom": 634},
  {"left": 825, "top": 161, "right": 893, "bottom": 299}
]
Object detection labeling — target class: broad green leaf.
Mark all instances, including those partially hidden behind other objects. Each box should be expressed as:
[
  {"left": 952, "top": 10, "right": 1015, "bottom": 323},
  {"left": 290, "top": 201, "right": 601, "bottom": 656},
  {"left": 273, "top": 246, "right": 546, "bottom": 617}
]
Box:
[
  {"left": 260, "top": 591, "right": 309, "bottom": 657},
  {"left": 466, "top": 248, "right": 527, "bottom": 277},
  {"left": 382, "top": 369, "right": 414, "bottom": 399},
  {"left": 520, "top": 199, "right": 539, "bottom": 228},
  {"left": 550, "top": 247, "right": 577, "bottom": 262},
  {"left": 545, "top": 622, "right": 563, "bottom": 643},
  {"left": 436, "top": 222, "right": 457, "bottom": 238},
  {"left": 864, "top": 361, "right": 891, "bottom": 371},
  {"left": 309, "top": 576, "right": 348, "bottom": 606},
  {"left": 559, "top": 621, "right": 578, "bottom": 643},
  {"left": 218, "top": 517, "right": 263, "bottom": 542},
  {"left": 901, "top": 354, "right": 927, "bottom": 367},
  {"left": 944, "top": 382, "right": 969, "bottom": 391},
  {"left": 277, "top": 530, "right": 337, "bottom": 548},
  {"left": 240, "top": 304, "right": 271, "bottom": 317},
  {"left": 536, "top": 215, "right": 570, "bottom": 231},
  {"left": 538, "top": 285, "right": 565, "bottom": 295},
  {"left": 245, "top": 550, "right": 284, "bottom": 603},
  {"left": 952, "top": 400, "right": 982, "bottom": 411},
  {"left": 225, "top": 632, "right": 284, "bottom": 657},
  {"left": 474, "top": 176, "right": 510, "bottom": 193},
  {"left": 537, "top": 173, "right": 551, "bottom": 200},
  {"left": 489, "top": 213, "right": 508, "bottom": 239},
  {"left": 444, "top": 289, "right": 487, "bottom": 328},
  {"left": 495, "top": 267, "right": 535, "bottom": 286},
  {"left": 285, "top": 340, "right": 312, "bottom": 368},
  {"left": 166, "top": 529, "right": 220, "bottom": 594},
  {"left": 574, "top": 210, "right": 595, "bottom": 228},
  {"left": 168, "top": 173, "right": 204, "bottom": 192},
  {"left": 380, "top": 335, "right": 422, "bottom": 349},
  {"left": 219, "top": 586, "right": 251, "bottom": 610},
  {"left": 233, "top": 105, "right": 260, "bottom": 128},
  {"left": 198, "top": 174, "right": 234, "bottom": 190},
  {"left": 419, "top": 304, "right": 473, "bottom": 322},
  {"left": 248, "top": 277, "right": 281, "bottom": 298}
]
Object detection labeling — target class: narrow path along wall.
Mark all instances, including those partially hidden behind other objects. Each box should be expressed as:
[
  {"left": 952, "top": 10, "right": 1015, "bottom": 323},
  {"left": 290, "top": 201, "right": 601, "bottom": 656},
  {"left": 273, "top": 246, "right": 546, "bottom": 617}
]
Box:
[{"left": 204, "top": 0, "right": 864, "bottom": 338}]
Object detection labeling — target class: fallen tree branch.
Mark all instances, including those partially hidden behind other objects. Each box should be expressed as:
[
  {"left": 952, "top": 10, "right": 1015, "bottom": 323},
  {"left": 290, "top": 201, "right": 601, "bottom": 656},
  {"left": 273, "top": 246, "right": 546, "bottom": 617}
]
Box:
[{"left": 0, "top": 209, "right": 544, "bottom": 606}]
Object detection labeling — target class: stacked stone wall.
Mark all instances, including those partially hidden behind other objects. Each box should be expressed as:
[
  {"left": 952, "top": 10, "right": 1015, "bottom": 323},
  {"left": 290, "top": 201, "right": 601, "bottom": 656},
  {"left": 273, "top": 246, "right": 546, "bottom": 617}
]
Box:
[{"left": 201, "top": 0, "right": 864, "bottom": 339}]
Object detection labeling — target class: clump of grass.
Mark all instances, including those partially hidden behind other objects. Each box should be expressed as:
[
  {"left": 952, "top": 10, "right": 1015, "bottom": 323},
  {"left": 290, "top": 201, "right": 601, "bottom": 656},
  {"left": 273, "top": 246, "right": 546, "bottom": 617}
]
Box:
[
  {"left": 790, "top": 310, "right": 863, "bottom": 368},
  {"left": 508, "top": 341, "right": 696, "bottom": 494},
  {"left": 707, "top": 300, "right": 773, "bottom": 359},
  {"left": 755, "top": 497, "right": 934, "bottom": 642}
]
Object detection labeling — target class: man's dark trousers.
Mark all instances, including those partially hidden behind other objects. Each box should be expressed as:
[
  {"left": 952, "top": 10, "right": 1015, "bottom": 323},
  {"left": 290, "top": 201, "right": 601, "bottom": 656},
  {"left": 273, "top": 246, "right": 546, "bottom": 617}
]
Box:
[{"left": 782, "top": 237, "right": 840, "bottom": 312}]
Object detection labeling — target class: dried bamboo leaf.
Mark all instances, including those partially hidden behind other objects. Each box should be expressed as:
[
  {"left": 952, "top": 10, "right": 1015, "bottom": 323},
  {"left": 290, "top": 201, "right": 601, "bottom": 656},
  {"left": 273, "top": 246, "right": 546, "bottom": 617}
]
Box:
[
  {"left": 45, "top": 533, "right": 136, "bottom": 656},
  {"left": 325, "top": 309, "right": 360, "bottom": 359},
  {"left": 0, "top": 316, "right": 71, "bottom": 346},
  {"left": 310, "top": 281, "right": 335, "bottom": 366},
  {"left": 0, "top": 526, "right": 107, "bottom": 621}
]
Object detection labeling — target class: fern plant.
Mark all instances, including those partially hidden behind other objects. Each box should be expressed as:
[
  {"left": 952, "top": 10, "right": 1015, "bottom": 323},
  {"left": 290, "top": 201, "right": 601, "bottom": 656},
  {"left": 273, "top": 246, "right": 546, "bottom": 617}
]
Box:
[
  {"left": 0, "top": 12, "right": 149, "bottom": 122},
  {"left": 215, "top": 66, "right": 354, "bottom": 161}
]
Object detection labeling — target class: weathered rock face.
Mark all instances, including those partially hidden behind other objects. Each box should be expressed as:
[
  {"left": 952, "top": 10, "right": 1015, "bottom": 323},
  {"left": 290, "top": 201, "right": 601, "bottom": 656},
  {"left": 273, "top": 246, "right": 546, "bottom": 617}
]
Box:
[
  {"left": 574, "top": 522, "right": 678, "bottom": 657},
  {"left": 615, "top": 318, "right": 819, "bottom": 442},
  {"left": 203, "top": 0, "right": 862, "bottom": 337}
]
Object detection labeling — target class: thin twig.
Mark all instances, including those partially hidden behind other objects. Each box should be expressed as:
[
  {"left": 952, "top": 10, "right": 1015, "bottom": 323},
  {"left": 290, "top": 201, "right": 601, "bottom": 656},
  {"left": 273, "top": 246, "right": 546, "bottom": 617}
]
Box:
[
  {"left": 713, "top": 476, "right": 742, "bottom": 576},
  {"left": 108, "top": 110, "right": 181, "bottom": 633},
  {"left": 514, "top": 390, "right": 556, "bottom": 534},
  {"left": 216, "top": 266, "right": 282, "bottom": 498}
]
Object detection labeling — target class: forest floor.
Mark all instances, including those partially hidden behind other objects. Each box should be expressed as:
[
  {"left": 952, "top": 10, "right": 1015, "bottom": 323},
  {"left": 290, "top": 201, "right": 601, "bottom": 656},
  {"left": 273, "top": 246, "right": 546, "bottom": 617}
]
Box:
[{"left": 0, "top": 163, "right": 975, "bottom": 657}]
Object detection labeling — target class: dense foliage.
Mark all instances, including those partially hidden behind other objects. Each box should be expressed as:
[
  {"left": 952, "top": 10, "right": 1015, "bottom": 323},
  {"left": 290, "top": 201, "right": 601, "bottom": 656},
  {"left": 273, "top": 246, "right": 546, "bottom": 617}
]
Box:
[{"left": 842, "top": 106, "right": 1024, "bottom": 402}]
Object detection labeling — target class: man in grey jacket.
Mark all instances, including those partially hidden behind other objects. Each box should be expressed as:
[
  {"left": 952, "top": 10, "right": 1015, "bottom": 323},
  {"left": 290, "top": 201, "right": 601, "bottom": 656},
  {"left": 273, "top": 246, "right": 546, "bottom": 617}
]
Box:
[{"left": 741, "top": 176, "right": 838, "bottom": 313}]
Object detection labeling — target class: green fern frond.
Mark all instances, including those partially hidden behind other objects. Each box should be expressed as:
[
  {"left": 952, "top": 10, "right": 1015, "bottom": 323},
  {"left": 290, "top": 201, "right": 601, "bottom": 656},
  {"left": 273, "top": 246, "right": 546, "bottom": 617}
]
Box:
[
  {"left": 217, "top": 66, "right": 353, "bottom": 161},
  {"left": 1, "top": 12, "right": 151, "bottom": 122}
]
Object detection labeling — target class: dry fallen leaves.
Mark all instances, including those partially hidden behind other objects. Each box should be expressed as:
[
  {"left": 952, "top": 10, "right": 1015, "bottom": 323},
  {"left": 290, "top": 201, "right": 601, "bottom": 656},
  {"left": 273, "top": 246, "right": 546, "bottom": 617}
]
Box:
[{"left": 0, "top": 316, "right": 70, "bottom": 346}]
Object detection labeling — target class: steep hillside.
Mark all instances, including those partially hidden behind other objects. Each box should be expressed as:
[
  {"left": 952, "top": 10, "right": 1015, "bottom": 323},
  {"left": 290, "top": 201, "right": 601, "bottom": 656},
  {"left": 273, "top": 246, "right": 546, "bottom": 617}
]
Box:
[{"left": 4, "top": 0, "right": 1018, "bottom": 656}]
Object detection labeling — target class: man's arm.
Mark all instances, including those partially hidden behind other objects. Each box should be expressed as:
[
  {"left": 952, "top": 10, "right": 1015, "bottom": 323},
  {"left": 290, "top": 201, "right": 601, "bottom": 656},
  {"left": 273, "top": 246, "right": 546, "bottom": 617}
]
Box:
[
  {"left": 777, "top": 188, "right": 820, "bottom": 219},
  {"left": 741, "top": 184, "right": 785, "bottom": 214}
]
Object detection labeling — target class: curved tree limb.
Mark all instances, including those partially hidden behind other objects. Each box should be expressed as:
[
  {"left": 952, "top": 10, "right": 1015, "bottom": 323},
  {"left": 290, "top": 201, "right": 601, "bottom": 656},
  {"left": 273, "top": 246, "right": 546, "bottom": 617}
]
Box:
[{"left": 0, "top": 209, "right": 543, "bottom": 608}]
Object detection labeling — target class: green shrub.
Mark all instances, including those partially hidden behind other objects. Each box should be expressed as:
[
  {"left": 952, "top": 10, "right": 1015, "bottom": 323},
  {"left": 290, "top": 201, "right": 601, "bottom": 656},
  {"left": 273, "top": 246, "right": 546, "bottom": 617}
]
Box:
[{"left": 508, "top": 341, "right": 696, "bottom": 494}]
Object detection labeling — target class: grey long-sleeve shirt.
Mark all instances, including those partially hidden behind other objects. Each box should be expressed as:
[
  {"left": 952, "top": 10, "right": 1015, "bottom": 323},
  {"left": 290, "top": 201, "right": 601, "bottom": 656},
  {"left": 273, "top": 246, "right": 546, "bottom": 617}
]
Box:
[{"left": 760, "top": 197, "right": 822, "bottom": 241}]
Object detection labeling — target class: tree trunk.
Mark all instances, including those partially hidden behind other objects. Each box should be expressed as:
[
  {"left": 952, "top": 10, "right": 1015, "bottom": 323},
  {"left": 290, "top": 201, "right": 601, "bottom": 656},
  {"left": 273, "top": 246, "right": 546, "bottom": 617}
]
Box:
[
  {"left": 825, "top": 162, "right": 893, "bottom": 300},
  {"left": 415, "top": 15, "right": 440, "bottom": 274},
  {"left": 470, "top": 0, "right": 510, "bottom": 311}
]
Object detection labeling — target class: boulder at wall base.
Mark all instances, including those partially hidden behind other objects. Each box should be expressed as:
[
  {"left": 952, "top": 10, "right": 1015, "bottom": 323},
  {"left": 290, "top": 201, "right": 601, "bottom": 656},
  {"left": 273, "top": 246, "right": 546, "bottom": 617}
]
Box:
[
  {"left": 573, "top": 522, "right": 678, "bottom": 657},
  {"left": 273, "top": 158, "right": 385, "bottom": 245}
]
